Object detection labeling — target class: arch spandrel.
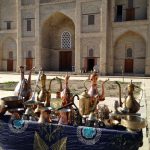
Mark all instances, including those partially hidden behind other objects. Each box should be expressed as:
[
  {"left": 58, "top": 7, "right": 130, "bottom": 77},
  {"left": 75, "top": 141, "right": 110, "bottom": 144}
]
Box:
[
  {"left": 40, "top": 11, "right": 75, "bottom": 28},
  {"left": 114, "top": 31, "right": 146, "bottom": 48},
  {"left": 113, "top": 30, "right": 147, "bottom": 47}
]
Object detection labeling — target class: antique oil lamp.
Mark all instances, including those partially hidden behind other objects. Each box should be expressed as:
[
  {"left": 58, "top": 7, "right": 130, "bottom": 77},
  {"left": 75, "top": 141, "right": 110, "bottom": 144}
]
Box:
[{"left": 123, "top": 80, "right": 140, "bottom": 113}]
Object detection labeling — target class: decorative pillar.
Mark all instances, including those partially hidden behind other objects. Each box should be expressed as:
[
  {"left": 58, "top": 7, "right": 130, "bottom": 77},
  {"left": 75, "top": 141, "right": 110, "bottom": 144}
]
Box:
[
  {"left": 35, "top": 0, "right": 41, "bottom": 70},
  {"left": 107, "top": 0, "right": 115, "bottom": 75},
  {"left": 145, "top": 0, "right": 150, "bottom": 76},
  {"left": 99, "top": 0, "right": 108, "bottom": 75},
  {"left": 16, "top": 0, "right": 22, "bottom": 71},
  {"left": 75, "top": 0, "right": 81, "bottom": 73}
]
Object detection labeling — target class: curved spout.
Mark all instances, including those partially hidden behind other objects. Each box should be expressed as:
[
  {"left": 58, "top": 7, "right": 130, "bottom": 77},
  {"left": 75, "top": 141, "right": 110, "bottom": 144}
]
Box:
[
  {"left": 72, "top": 94, "right": 79, "bottom": 101},
  {"left": 27, "top": 67, "right": 35, "bottom": 89},
  {"left": 19, "top": 66, "right": 25, "bottom": 81},
  {"left": 115, "top": 81, "right": 122, "bottom": 107},
  {"left": 32, "top": 69, "right": 42, "bottom": 99}
]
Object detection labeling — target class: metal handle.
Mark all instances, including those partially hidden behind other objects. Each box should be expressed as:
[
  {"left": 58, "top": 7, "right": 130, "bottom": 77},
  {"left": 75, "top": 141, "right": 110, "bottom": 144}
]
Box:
[
  {"left": 84, "top": 79, "right": 90, "bottom": 91},
  {"left": 48, "top": 77, "right": 62, "bottom": 92},
  {"left": 32, "top": 69, "right": 42, "bottom": 99},
  {"left": 115, "top": 81, "right": 122, "bottom": 107}
]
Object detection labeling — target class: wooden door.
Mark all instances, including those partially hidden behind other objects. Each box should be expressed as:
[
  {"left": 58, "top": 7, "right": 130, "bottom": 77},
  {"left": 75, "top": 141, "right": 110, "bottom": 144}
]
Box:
[
  {"left": 59, "top": 51, "right": 72, "bottom": 71},
  {"left": 125, "top": 59, "right": 133, "bottom": 73},
  {"left": 126, "top": 8, "right": 135, "bottom": 21},
  {"left": 26, "top": 58, "right": 33, "bottom": 70},
  {"left": 7, "top": 59, "right": 13, "bottom": 71}
]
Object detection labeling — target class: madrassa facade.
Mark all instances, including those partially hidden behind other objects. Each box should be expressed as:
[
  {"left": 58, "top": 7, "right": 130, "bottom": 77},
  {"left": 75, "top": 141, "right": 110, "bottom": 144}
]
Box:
[{"left": 0, "top": 0, "right": 149, "bottom": 76}]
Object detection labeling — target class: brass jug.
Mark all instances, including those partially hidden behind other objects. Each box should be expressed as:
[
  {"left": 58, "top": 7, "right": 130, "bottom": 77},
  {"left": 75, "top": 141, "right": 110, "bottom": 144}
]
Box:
[
  {"left": 84, "top": 71, "right": 108, "bottom": 112},
  {"left": 79, "top": 90, "right": 90, "bottom": 116},
  {"left": 59, "top": 74, "right": 73, "bottom": 125},
  {"left": 61, "top": 73, "right": 72, "bottom": 106},
  {"left": 124, "top": 80, "right": 140, "bottom": 113}
]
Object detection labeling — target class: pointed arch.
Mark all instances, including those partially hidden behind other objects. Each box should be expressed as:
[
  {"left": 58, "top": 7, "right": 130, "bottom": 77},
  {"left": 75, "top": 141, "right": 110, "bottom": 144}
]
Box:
[
  {"left": 41, "top": 12, "right": 75, "bottom": 71},
  {"left": 114, "top": 31, "right": 146, "bottom": 74}
]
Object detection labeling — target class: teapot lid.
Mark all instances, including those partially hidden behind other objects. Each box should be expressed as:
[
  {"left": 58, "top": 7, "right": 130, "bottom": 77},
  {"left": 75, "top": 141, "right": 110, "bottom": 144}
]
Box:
[
  {"left": 41, "top": 72, "right": 46, "bottom": 80},
  {"left": 128, "top": 80, "right": 135, "bottom": 91},
  {"left": 80, "top": 90, "right": 90, "bottom": 98}
]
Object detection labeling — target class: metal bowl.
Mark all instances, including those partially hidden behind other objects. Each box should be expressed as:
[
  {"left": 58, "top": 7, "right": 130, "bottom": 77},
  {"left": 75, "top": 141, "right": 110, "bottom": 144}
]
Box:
[
  {"left": 0, "top": 96, "right": 23, "bottom": 109},
  {"left": 0, "top": 96, "right": 23, "bottom": 116},
  {"left": 24, "top": 100, "right": 43, "bottom": 106},
  {"left": 121, "top": 115, "right": 147, "bottom": 131}
]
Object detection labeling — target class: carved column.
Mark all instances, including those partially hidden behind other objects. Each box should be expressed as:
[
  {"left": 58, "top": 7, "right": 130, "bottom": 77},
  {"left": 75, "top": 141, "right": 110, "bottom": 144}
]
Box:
[
  {"left": 145, "top": 0, "right": 150, "bottom": 75},
  {"left": 16, "top": 0, "right": 22, "bottom": 71},
  {"left": 99, "top": 0, "right": 108, "bottom": 75},
  {"left": 35, "top": 0, "right": 41, "bottom": 70},
  {"left": 75, "top": 0, "right": 81, "bottom": 73}
]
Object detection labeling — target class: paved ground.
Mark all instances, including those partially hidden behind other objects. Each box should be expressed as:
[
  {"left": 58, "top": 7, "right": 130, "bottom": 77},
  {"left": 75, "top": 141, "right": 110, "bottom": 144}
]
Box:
[{"left": 0, "top": 73, "right": 150, "bottom": 149}]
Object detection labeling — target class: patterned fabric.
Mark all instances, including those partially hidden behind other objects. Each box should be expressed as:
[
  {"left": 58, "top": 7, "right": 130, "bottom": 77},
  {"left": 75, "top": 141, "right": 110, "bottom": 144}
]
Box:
[{"left": 0, "top": 116, "right": 143, "bottom": 150}]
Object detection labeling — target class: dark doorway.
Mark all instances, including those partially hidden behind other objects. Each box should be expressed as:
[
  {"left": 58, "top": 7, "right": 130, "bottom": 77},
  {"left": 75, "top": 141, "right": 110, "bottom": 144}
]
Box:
[
  {"left": 26, "top": 58, "right": 33, "bottom": 70},
  {"left": 59, "top": 51, "right": 72, "bottom": 71},
  {"left": 87, "top": 59, "right": 94, "bottom": 71},
  {"left": 7, "top": 59, "right": 13, "bottom": 71},
  {"left": 116, "top": 5, "right": 123, "bottom": 21},
  {"left": 125, "top": 59, "right": 133, "bottom": 73}
]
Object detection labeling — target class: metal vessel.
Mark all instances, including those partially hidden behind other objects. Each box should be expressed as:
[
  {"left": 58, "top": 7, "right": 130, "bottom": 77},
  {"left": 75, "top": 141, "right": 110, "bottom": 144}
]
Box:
[
  {"left": 123, "top": 80, "right": 141, "bottom": 113},
  {"left": 14, "top": 66, "right": 35, "bottom": 101}
]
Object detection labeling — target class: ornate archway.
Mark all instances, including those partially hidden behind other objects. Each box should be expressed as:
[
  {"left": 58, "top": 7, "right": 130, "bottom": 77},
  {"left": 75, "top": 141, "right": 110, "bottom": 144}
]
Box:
[
  {"left": 114, "top": 31, "right": 146, "bottom": 74},
  {"left": 41, "top": 12, "right": 75, "bottom": 71}
]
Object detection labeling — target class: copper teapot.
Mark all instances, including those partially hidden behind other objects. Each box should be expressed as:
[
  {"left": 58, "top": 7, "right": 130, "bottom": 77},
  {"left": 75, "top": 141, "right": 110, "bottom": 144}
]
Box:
[
  {"left": 61, "top": 73, "right": 72, "bottom": 106},
  {"left": 83, "top": 71, "right": 109, "bottom": 113}
]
